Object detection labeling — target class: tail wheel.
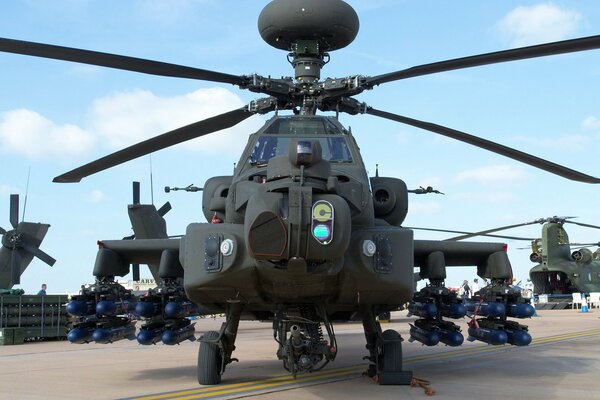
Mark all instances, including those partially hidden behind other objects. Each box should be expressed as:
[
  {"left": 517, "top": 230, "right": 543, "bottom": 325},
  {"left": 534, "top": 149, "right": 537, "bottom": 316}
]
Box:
[
  {"left": 198, "top": 331, "right": 222, "bottom": 385},
  {"left": 379, "top": 329, "right": 402, "bottom": 372}
]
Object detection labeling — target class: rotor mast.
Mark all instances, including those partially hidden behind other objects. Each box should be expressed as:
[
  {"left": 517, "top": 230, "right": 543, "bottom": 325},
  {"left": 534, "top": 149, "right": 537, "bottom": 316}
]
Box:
[{"left": 257, "top": 0, "right": 359, "bottom": 115}]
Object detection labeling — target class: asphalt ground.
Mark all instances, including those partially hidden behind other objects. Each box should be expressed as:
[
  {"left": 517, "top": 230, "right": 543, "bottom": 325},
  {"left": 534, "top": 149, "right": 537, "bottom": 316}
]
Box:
[{"left": 1, "top": 309, "right": 599, "bottom": 399}]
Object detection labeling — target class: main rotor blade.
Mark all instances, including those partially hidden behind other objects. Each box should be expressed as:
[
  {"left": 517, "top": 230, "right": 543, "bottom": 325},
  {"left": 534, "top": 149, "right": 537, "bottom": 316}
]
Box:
[
  {"left": 406, "top": 226, "right": 535, "bottom": 241},
  {"left": 365, "top": 35, "right": 600, "bottom": 87},
  {"left": 21, "top": 241, "right": 57, "bottom": 266},
  {"left": 0, "top": 37, "right": 245, "bottom": 86},
  {"left": 11, "top": 248, "right": 21, "bottom": 285},
  {"left": 9, "top": 194, "right": 19, "bottom": 229},
  {"left": 366, "top": 107, "right": 600, "bottom": 184},
  {"left": 53, "top": 107, "right": 253, "bottom": 183},
  {"left": 446, "top": 220, "right": 548, "bottom": 241},
  {"left": 565, "top": 221, "right": 600, "bottom": 230}
]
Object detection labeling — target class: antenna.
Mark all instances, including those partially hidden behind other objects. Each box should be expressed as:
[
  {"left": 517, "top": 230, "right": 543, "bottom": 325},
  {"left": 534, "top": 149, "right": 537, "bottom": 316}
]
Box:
[{"left": 22, "top": 166, "right": 31, "bottom": 222}]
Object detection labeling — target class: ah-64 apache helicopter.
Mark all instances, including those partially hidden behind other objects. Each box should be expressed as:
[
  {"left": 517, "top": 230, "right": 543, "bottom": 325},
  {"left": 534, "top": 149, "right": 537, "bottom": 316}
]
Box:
[{"left": 2, "top": 0, "right": 600, "bottom": 385}]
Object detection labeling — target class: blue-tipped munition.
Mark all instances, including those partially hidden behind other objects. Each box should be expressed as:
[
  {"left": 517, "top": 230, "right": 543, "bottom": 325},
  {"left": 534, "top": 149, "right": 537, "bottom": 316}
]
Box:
[
  {"left": 438, "top": 328, "right": 464, "bottom": 347},
  {"left": 164, "top": 301, "right": 197, "bottom": 319},
  {"left": 67, "top": 327, "right": 95, "bottom": 344},
  {"left": 161, "top": 323, "right": 196, "bottom": 345},
  {"left": 137, "top": 323, "right": 166, "bottom": 345},
  {"left": 467, "top": 326, "right": 507, "bottom": 345},
  {"left": 505, "top": 328, "right": 532, "bottom": 346},
  {"left": 440, "top": 302, "right": 467, "bottom": 319},
  {"left": 96, "top": 299, "right": 135, "bottom": 316},
  {"left": 409, "top": 324, "right": 440, "bottom": 346},
  {"left": 135, "top": 301, "right": 162, "bottom": 318},
  {"left": 92, "top": 323, "right": 136, "bottom": 344},
  {"left": 66, "top": 299, "right": 96, "bottom": 317},
  {"left": 408, "top": 302, "right": 438, "bottom": 319},
  {"left": 465, "top": 301, "right": 505, "bottom": 318},
  {"left": 507, "top": 303, "right": 536, "bottom": 318}
]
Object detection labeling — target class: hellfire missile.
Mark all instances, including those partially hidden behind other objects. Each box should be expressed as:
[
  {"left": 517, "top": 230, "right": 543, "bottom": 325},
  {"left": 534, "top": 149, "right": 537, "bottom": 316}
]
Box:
[
  {"left": 504, "top": 321, "right": 532, "bottom": 346},
  {"left": 161, "top": 322, "right": 196, "bottom": 345},
  {"left": 409, "top": 323, "right": 440, "bottom": 346},
  {"left": 467, "top": 319, "right": 508, "bottom": 345},
  {"left": 135, "top": 300, "right": 162, "bottom": 318},
  {"left": 465, "top": 301, "right": 505, "bottom": 318},
  {"left": 439, "top": 302, "right": 467, "bottom": 319},
  {"left": 407, "top": 302, "right": 437, "bottom": 319},
  {"left": 92, "top": 321, "right": 136, "bottom": 343},
  {"left": 66, "top": 298, "right": 96, "bottom": 317},
  {"left": 506, "top": 303, "right": 536, "bottom": 318},
  {"left": 137, "top": 322, "right": 166, "bottom": 345},
  {"left": 67, "top": 321, "right": 98, "bottom": 344},
  {"left": 164, "top": 301, "right": 198, "bottom": 319},
  {"left": 96, "top": 299, "right": 135, "bottom": 316}
]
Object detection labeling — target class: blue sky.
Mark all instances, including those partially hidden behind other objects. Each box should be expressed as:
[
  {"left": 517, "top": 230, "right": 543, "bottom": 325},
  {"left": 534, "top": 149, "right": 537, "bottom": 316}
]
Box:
[{"left": 1, "top": 0, "right": 599, "bottom": 294}]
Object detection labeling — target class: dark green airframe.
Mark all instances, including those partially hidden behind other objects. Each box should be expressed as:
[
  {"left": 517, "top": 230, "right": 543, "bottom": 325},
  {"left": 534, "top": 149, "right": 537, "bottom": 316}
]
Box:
[{"left": 1, "top": 0, "right": 600, "bottom": 386}]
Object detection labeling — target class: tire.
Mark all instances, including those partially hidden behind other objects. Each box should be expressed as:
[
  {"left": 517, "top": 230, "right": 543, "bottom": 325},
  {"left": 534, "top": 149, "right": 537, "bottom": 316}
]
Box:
[
  {"left": 198, "top": 331, "right": 222, "bottom": 385},
  {"left": 380, "top": 329, "right": 402, "bottom": 372}
]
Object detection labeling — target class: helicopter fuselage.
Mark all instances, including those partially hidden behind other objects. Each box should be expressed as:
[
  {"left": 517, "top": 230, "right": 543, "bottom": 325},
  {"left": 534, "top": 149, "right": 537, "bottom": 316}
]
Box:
[{"left": 182, "top": 115, "right": 414, "bottom": 317}]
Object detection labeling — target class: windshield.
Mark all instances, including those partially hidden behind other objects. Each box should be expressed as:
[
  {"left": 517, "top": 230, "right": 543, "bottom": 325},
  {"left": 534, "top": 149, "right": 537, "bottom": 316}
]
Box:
[{"left": 250, "top": 136, "right": 353, "bottom": 164}]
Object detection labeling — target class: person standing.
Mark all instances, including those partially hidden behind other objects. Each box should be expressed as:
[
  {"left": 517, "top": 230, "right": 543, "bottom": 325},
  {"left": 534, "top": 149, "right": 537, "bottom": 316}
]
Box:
[
  {"left": 460, "top": 280, "right": 470, "bottom": 298},
  {"left": 37, "top": 283, "right": 47, "bottom": 295},
  {"left": 472, "top": 278, "right": 480, "bottom": 297}
]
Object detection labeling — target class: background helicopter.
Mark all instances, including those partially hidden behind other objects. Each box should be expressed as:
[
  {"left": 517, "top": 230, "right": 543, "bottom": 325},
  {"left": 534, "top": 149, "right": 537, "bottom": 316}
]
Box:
[
  {"left": 413, "top": 217, "right": 600, "bottom": 295},
  {"left": 0, "top": 194, "right": 56, "bottom": 289},
  {"left": 1, "top": 0, "right": 600, "bottom": 388}
]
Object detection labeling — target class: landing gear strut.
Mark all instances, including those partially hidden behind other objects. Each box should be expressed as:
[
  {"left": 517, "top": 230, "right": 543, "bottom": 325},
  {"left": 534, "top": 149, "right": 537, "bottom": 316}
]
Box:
[
  {"left": 361, "top": 306, "right": 412, "bottom": 385},
  {"left": 197, "top": 302, "right": 242, "bottom": 385}
]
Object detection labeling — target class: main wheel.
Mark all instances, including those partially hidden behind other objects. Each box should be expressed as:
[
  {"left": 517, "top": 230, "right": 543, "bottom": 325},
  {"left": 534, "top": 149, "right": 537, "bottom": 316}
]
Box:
[
  {"left": 198, "top": 331, "right": 222, "bottom": 385},
  {"left": 380, "top": 329, "right": 402, "bottom": 372}
]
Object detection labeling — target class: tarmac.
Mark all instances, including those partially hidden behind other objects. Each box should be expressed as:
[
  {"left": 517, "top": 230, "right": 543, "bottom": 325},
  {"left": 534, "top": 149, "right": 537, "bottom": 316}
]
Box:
[{"left": 1, "top": 308, "right": 599, "bottom": 400}]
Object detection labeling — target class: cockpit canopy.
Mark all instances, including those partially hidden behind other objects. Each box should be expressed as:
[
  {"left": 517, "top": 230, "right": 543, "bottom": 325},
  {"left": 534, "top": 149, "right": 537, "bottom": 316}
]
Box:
[{"left": 250, "top": 117, "right": 353, "bottom": 165}]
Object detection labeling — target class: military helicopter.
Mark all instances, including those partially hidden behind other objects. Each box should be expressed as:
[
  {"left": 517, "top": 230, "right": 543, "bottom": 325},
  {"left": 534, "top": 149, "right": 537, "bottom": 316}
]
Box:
[
  {"left": 0, "top": 194, "right": 56, "bottom": 289},
  {"left": 1, "top": 0, "right": 600, "bottom": 386},
  {"left": 414, "top": 217, "right": 600, "bottom": 295}
]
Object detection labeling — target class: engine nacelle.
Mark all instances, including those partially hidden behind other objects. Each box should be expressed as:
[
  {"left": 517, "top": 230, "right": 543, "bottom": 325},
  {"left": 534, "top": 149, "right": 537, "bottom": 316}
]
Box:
[
  {"left": 202, "top": 175, "right": 232, "bottom": 222},
  {"left": 572, "top": 248, "right": 592, "bottom": 263},
  {"left": 369, "top": 177, "right": 408, "bottom": 226}
]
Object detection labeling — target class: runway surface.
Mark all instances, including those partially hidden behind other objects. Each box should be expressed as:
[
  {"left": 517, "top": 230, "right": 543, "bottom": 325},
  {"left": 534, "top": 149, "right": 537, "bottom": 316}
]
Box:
[{"left": 1, "top": 309, "right": 599, "bottom": 399}]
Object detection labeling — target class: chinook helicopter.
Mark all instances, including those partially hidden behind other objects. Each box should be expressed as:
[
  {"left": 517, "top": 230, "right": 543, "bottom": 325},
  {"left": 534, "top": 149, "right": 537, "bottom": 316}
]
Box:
[
  {"left": 0, "top": 194, "right": 56, "bottom": 289},
  {"left": 1, "top": 0, "right": 600, "bottom": 386},
  {"left": 414, "top": 217, "right": 600, "bottom": 295}
]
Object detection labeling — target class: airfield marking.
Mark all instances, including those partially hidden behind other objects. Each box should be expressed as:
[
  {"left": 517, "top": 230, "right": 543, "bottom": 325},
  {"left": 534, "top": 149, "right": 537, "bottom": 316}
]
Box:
[{"left": 127, "top": 328, "right": 600, "bottom": 400}]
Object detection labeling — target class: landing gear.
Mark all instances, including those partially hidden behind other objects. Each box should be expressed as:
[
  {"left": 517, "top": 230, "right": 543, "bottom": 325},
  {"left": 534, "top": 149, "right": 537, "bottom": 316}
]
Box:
[
  {"left": 198, "top": 331, "right": 222, "bottom": 385},
  {"left": 197, "top": 303, "right": 242, "bottom": 385},
  {"left": 362, "top": 307, "right": 412, "bottom": 385}
]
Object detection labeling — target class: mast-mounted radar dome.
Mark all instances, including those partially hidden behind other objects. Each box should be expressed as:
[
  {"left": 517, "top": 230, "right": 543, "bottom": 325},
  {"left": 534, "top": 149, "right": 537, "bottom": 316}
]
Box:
[{"left": 258, "top": 0, "right": 359, "bottom": 83}]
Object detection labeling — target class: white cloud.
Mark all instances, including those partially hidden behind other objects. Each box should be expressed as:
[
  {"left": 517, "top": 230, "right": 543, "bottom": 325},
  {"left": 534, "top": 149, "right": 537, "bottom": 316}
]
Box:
[
  {"left": 0, "top": 87, "right": 263, "bottom": 161},
  {"left": 0, "top": 185, "right": 19, "bottom": 196},
  {"left": 88, "top": 189, "right": 106, "bottom": 203},
  {"left": 453, "top": 191, "right": 520, "bottom": 204},
  {"left": 454, "top": 165, "right": 529, "bottom": 186},
  {"left": 0, "top": 109, "right": 96, "bottom": 160},
  {"left": 582, "top": 116, "right": 600, "bottom": 131},
  {"left": 87, "top": 87, "right": 262, "bottom": 155},
  {"left": 495, "top": 3, "right": 581, "bottom": 47}
]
